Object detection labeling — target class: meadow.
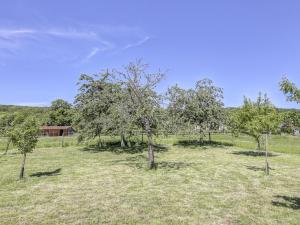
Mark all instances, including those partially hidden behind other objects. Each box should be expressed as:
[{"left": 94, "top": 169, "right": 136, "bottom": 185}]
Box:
[
  {"left": 0, "top": 134, "right": 300, "bottom": 225},
  {"left": 1, "top": 133, "right": 300, "bottom": 154}
]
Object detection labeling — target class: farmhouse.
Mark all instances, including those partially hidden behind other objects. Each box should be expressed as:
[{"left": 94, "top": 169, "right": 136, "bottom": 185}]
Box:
[{"left": 41, "top": 126, "right": 73, "bottom": 137}]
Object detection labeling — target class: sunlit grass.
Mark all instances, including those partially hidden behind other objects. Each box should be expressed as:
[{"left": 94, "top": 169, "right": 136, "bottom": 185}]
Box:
[
  {"left": 0, "top": 142, "right": 300, "bottom": 224},
  {"left": 1, "top": 133, "right": 300, "bottom": 154}
]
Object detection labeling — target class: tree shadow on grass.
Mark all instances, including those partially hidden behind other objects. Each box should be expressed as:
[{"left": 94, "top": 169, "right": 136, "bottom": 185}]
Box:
[
  {"left": 156, "top": 161, "right": 195, "bottom": 170},
  {"left": 174, "top": 140, "right": 233, "bottom": 149},
  {"left": 246, "top": 165, "right": 275, "bottom": 172},
  {"left": 81, "top": 141, "right": 168, "bottom": 154},
  {"left": 272, "top": 195, "right": 300, "bottom": 210},
  {"left": 109, "top": 155, "right": 195, "bottom": 170},
  {"left": 30, "top": 168, "right": 62, "bottom": 177},
  {"left": 232, "top": 151, "right": 278, "bottom": 157}
]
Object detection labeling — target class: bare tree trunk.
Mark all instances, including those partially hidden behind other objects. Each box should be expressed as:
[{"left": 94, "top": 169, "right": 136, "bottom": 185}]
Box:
[
  {"left": 98, "top": 134, "right": 102, "bottom": 148},
  {"left": 256, "top": 137, "right": 261, "bottom": 150},
  {"left": 265, "top": 134, "right": 269, "bottom": 175},
  {"left": 208, "top": 131, "right": 212, "bottom": 143},
  {"left": 147, "top": 132, "right": 155, "bottom": 169},
  {"left": 141, "top": 130, "right": 144, "bottom": 144},
  {"left": 145, "top": 121, "right": 155, "bottom": 169},
  {"left": 120, "top": 132, "right": 126, "bottom": 148},
  {"left": 199, "top": 129, "right": 203, "bottom": 145},
  {"left": 1, "top": 138, "right": 11, "bottom": 156},
  {"left": 61, "top": 134, "right": 64, "bottom": 148},
  {"left": 19, "top": 153, "right": 26, "bottom": 179}
]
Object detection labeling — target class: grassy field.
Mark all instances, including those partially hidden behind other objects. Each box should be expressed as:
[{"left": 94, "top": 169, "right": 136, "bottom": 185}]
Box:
[
  {"left": 0, "top": 140, "right": 300, "bottom": 225},
  {"left": 1, "top": 133, "right": 300, "bottom": 154}
]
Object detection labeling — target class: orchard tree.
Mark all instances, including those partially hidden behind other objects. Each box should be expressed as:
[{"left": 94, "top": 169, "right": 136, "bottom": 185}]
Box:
[
  {"left": 232, "top": 93, "right": 280, "bottom": 174},
  {"left": 74, "top": 72, "right": 117, "bottom": 146},
  {"left": 11, "top": 118, "right": 40, "bottom": 179},
  {"left": 280, "top": 77, "right": 300, "bottom": 103},
  {"left": 195, "top": 79, "right": 225, "bottom": 142},
  {"left": 165, "top": 85, "right": 187, "bottom": 135},
  {"left": 183, "top": 79, "right": 225, "bottom": 143},
  {"left": 232, "top": 93, "right": 279, "bottom": 150},
  {"left": 0, "top": 113, "right": 26, "bottom": 156},
  {"left": 47, "top": 99, "right": 73, "bottom": 126},
  {"left": 117, "top": 60, "right": 164, "bottom": 169}
]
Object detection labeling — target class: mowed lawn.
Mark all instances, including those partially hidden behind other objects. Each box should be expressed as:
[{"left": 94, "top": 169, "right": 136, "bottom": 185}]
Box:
[{"left": 0, "top": 141, "right": 300, "bottom": 225}]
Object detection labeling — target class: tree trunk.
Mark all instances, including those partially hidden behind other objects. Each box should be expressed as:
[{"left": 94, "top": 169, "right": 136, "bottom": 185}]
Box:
[
  {"left": 61, "top": 134, "right": 64, "bottom": 148},
  {"left": 19, "top": 153, "right": 26, "bottom": 179},
  {"left": 256, "top": 137, "right": 261, "bottom": 150},
  {"left": 199, "top": 129, "right": 203, "bottom": 145},
  {"left": 2, "top": 138, "right": 11, "bottom": 156},
  {"left": 265, "top": 134, "right": 270, "bottom": 175},
  {"left": 208, "top": 131, "right": 212, "bottom": 143},
  {"left": 145, "top": 121, "right": 155, "bottom": 169},
  {"left": 120, "top": 132, "right": 126, "bottom": 148},
  {"left": 97, "top": 134, "right": 102, "bottom": 148}
]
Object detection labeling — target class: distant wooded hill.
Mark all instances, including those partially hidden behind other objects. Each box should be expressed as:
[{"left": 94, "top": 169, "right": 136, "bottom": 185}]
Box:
[
  {"left": 0, "top": 104, "right": 298, "bottom": 118},
  {"left": 226, "top": 107, "right": 300, "bottom": 113},
  {"left": 0, "top": 105, "right": 49, "bottom": 124},
  {"left": 0, "top": 105, "right": 48, "bottom": 114}
]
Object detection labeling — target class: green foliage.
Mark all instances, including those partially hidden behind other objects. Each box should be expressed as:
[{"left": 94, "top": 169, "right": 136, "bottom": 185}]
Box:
[
  {"left": 10, "top": 117, "right": 40, "bottom": 179},
  {"left": 167, "top": 79, "right": 225, "bottom": 139},
  {"left": 0, "top": 113, "right": 31, "bottom": 137},
  {"left": 165, "top": 84, "right": 189, "bottom": 134},
  {"left": 0, "top": 105, "right": 48, "bottom": 123},
  {"left": 47, "top": 99, "right": 73, "bottom": 126},
  {"left": 280, "top": 77, "right": 300, "bottom": 103},
  {"left": 74, "top": 71, "right": 117, "bottom": 143},
  {"left": 11, "top": 117, "right": 40, "bottom": 154},
  {"left": 280, "top": 111, "right": 300, "bottom": 134},
  {"left": 231, "top": 93, "right": 280, "bottom": 149}
]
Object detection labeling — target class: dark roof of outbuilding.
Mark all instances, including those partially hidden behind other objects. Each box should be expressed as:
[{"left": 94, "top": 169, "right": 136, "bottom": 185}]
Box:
[{"left": 41, "top": 126, "right": 72, "bottom": 130}]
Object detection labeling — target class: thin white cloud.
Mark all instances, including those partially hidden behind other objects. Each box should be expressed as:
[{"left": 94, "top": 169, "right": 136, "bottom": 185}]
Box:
[
  {"left": 123, "top": 36, "right": 151, "bottom": 50},
  {"left": 0, "top": 29, "right": 36, "bottom": 39},
  {"left": 82, "top": 47, "right": 100, "bottom": 63},
  {"left": 0, "top": 25, "right": 153, "bottom": 62},
  {"left": 46, "top": 29, "right": 98, "bottom": 40}
]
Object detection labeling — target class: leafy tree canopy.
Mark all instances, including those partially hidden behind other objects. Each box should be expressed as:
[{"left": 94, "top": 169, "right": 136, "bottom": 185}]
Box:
[{"left": 280, "top": 77, "right": 300, "bottom": 103}]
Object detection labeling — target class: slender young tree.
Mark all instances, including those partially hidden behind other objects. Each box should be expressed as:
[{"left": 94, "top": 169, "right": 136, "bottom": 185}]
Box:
[
  {"left": 11, "top": 118, "right": 40, "bottom": 179},
  {"left": 232, "top": 93, "right": 279, "bottom": 150},
  {"left": 0, "top": 113, "right": 26, "bottom": 156},
  {"left": 232, "top": 93, "right": 280, "bottom": 175}
]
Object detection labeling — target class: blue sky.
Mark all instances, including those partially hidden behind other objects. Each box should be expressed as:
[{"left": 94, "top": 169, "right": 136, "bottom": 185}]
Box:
[{"left": 0, "top": 0, "right": 299, "bottom": 108}]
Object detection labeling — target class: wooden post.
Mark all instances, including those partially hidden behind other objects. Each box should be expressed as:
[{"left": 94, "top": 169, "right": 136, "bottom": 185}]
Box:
[
  {"left": 265, "top": 133, "right": 269, "bottom": 175},
  {"left": 61, "top": 132, "right": 65, "bottom": 148}
]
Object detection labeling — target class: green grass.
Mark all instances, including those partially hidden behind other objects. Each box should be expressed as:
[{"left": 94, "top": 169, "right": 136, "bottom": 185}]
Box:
[
  {"left": 154, "top": 133, "right": 300, "bottom": 154},
  {"left": 0, "top": 141, "right": 300, "bottom": 225},
  {"left": 1, "top": 133, "right": 300, "bottom": 154}
]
